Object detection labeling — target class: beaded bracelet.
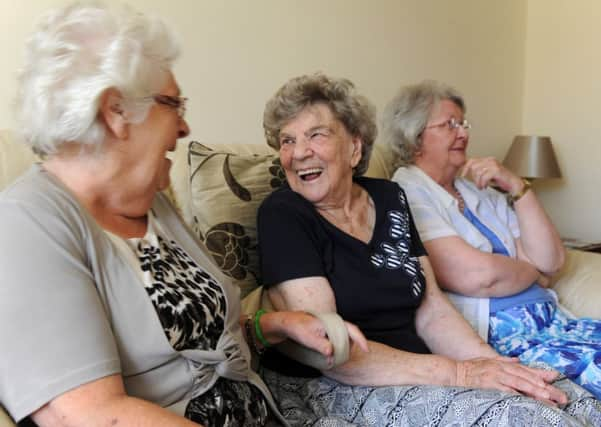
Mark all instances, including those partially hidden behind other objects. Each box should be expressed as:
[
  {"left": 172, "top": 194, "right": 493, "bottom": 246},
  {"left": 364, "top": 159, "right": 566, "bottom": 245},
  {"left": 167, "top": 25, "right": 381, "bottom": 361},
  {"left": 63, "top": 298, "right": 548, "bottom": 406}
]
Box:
[
  {"left": 244, "top": 315, "right": 265, "bottom": 355},
  {"left": 254, "top": 309, "right": 272, "bottom": 348}
]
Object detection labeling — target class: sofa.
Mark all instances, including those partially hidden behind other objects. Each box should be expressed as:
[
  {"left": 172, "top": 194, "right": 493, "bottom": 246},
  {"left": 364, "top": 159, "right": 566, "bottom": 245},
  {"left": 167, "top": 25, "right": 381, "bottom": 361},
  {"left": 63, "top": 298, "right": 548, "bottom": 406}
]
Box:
[{"left": 1, "top": 128, "right": 601, "bottom": 425}]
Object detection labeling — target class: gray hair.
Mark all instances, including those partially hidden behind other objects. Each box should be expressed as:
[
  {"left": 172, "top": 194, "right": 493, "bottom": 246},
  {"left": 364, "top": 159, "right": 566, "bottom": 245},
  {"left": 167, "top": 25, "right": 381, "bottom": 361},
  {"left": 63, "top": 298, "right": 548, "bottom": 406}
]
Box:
[
  {"left": 263, "top": 73, "right": 377, "bottom": 176},
  {"left": 15, "top": 2, "right": 180, "bottom": 155},
  {"left": 382, "top": 80, "right": 465, "bottom": 168}
]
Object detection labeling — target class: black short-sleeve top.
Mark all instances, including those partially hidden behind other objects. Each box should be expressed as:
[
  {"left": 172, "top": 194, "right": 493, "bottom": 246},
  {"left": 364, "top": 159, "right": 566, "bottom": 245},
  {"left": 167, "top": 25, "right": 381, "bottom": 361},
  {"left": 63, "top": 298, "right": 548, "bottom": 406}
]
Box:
[{"left": 258, "top": 177, "right": 430, "bottom": 376}]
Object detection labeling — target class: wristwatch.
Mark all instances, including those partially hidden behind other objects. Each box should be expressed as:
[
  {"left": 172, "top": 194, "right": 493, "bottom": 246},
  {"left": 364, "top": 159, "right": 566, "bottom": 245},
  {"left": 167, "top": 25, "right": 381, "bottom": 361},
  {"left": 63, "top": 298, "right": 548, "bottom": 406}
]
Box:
[{"left": 510, "top": 178, "right": 531, "bottom": 203}]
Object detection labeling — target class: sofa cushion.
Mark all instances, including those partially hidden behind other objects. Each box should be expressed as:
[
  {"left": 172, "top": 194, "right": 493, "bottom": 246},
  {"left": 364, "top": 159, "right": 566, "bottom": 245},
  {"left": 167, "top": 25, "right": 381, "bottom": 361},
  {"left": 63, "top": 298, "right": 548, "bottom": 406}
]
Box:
[
  {"left": 188, "top": 141, "right": 285, "bottom": 297},
  {"left": 552, "top": 249, "right": 601, "bottom": 318}
]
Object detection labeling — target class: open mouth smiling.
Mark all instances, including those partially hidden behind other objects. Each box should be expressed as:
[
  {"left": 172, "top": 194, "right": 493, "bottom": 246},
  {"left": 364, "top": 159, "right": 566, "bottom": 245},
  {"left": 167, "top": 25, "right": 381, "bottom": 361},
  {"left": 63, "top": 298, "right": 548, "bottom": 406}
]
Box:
[{"left": 297, "top": 167, "right": 323, "bottom": 181}]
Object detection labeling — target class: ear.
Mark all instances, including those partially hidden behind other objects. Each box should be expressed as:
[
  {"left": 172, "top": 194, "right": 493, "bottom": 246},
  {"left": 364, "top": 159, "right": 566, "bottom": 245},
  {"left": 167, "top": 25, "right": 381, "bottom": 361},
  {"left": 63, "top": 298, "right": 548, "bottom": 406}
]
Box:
[
  {"left": 350, "top": 137, "right": 363, "bottom": 169},
  {"left": 99, "top": 88, "right": 129, "bottom": 140}
]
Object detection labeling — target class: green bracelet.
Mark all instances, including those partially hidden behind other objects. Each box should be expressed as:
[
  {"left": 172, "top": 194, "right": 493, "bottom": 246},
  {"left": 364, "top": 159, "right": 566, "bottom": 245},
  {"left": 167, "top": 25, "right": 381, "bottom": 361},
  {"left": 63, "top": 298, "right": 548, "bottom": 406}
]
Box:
[{"left": 254, "top": 309, "right": 271, "bottom": 348}]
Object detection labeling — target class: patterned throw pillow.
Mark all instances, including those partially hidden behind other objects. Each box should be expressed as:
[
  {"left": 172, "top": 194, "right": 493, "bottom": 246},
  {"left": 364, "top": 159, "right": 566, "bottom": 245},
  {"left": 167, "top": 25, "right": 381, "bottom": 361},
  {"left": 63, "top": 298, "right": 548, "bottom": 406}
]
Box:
[{"left": 188, "top": 141, "right": 285, "bottom": 298}]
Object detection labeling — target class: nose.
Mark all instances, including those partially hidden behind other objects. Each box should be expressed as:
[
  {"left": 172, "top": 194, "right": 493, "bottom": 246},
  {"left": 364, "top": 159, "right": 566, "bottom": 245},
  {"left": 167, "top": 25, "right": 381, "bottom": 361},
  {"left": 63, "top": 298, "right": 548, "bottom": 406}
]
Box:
[
  {"left": 292, "top": 137, "right": 312, "bottom": 159},
  {"left": 178, "top": 118, "right": 190, "bottom": 138},
  {"left": 456, "top": 125, "right": 469, "bottom": 138}
]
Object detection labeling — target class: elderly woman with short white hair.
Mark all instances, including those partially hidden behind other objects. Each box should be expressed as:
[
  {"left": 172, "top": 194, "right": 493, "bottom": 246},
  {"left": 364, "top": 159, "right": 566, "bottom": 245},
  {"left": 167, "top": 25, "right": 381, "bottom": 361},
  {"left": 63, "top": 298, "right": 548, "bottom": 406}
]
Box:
[{"left": 0, "top": 4, "right": 366, "bottom": 426}]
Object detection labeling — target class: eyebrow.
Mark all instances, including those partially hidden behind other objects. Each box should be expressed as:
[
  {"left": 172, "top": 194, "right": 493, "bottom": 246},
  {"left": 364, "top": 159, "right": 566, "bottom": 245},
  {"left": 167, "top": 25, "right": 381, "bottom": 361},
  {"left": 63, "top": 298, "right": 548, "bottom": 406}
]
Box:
[{"left": 279, "top": 124, "right": 333, "bottom": 140}]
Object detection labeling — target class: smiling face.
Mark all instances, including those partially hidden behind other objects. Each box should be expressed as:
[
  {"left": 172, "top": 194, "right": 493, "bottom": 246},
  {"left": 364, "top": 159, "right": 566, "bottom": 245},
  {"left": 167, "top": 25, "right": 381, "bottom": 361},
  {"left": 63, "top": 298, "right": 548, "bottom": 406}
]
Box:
[
  {"left": 415, "top": 99, "right": 469, "bottom": 183},
  {"left": 278, "top": 103, "right": 362, "bottom": 207},
  {"left": 125, "top": 73, "right": 190, "bottom": 196}
]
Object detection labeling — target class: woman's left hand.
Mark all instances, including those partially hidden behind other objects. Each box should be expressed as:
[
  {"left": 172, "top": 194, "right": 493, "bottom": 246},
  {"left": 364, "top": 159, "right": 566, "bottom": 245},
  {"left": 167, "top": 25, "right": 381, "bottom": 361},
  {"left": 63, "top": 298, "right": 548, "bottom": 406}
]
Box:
[
  {"left": 261, "top": 311, "right": 369, "bottom": 357},
  {"left": 461, "top": 157, "right": 523, "bottom": 195}
]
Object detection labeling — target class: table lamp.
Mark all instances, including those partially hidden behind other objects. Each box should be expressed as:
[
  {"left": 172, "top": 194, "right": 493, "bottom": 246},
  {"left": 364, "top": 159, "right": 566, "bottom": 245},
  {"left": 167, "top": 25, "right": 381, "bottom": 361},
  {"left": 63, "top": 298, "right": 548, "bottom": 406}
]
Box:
[{"left": 502, "top": 135, "right": 562, "bottom": 180}]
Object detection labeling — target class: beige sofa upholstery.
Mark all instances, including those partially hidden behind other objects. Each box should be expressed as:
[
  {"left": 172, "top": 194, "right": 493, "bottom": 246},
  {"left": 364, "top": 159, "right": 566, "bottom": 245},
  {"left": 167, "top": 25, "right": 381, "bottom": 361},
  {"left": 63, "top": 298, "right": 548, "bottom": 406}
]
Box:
[{"left": 1, "top": 129, "right": 601, "bottom": 424}]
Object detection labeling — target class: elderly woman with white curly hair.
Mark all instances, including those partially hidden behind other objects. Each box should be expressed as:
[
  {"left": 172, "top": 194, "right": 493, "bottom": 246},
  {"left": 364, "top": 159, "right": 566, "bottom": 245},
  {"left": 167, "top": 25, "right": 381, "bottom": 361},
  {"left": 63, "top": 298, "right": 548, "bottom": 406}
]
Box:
[{"left": 0, "top": 4, "right": 367, "bottom": 427}]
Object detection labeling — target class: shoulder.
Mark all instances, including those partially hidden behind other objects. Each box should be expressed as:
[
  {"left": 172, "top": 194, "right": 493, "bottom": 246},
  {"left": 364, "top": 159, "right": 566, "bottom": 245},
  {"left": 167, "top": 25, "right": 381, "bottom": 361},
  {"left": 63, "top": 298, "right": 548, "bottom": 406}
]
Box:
[
  {"left": 259, "top": 185, "right": 312, "bottom": 216},
  {"left": 390, "top": 166, "right": 445, "bottom": 208},
  {"left": 357, "top": 175, "right": 401, "bottom": 192},
  {"left": 0, "top": 166, "right": 89, "bottom": 232}
]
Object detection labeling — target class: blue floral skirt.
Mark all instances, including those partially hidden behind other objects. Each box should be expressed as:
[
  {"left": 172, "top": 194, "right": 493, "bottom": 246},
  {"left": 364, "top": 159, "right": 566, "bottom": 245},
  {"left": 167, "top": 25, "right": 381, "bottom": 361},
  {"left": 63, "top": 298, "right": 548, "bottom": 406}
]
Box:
[
  {"left": 262, "top": 368, "right": 601, "bottom": 426},
  {"left": 489, "top": 301, "right": 601, "bottom": 399}
]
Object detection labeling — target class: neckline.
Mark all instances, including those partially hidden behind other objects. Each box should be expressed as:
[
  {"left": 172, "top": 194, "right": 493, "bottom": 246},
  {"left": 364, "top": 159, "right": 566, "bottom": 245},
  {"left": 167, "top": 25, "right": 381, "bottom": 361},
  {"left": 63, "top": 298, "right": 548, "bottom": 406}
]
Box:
[{"left": 314, "top": 177, "right": 380, "bottom": 247}]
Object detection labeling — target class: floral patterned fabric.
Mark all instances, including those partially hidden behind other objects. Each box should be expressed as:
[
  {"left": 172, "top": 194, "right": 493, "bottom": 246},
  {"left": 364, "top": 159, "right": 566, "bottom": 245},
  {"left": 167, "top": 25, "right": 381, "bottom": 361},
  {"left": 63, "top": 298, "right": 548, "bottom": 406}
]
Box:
[
  {"left": 128, "top": 217, "right": 271, "bottom": 426},
  {"left": 188, "top": 141, "right": 285, "bottom": 298},
  {"left": 490, "top": 301, "right": 601, "bottom": 399},
  {"left": 263, "top": 368, "right": 601, "bottom": 426}
]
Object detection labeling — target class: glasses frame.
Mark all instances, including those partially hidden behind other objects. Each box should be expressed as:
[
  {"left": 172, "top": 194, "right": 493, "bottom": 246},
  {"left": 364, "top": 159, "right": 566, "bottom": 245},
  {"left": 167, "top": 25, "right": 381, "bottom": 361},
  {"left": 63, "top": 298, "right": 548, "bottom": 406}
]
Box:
[
  {"left": 424, "top": 117, "right": 471, "bottom": 133},
  {"left": 147, "top": 94, "right": 188, "bottom": 118}
]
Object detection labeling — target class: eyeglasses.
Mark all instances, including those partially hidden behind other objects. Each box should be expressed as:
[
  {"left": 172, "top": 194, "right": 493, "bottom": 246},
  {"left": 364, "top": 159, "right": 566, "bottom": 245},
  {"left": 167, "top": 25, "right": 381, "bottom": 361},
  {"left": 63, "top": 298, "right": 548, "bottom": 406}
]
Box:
[
  {"left": 149, "top": 94, "right": 188, "bottom": 118},
  {"left": 425, "top": 118, "right": 471, "bottom": 132}
]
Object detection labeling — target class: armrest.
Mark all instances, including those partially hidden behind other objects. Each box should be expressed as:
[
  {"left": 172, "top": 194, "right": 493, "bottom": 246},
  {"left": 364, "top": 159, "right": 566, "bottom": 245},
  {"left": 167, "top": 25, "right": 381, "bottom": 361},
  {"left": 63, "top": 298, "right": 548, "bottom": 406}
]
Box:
[{"left": 552, "top": 249, "right": 601, "bottom": 318}]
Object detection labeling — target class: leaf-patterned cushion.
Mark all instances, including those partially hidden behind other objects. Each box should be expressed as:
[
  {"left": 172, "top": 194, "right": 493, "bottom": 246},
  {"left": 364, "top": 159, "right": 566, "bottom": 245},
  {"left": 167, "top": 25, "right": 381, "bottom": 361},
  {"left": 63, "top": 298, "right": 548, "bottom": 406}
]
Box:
[{"left": 188, "top": 141, "right": 285, "bottom": 298}]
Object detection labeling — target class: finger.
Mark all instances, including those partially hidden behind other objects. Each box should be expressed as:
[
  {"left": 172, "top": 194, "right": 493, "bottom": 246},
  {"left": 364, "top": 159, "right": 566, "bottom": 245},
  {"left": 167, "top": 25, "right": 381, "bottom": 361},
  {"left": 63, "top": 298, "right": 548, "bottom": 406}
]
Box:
[
  {"left": 310, "top": 336, "right": 334, "bottom": 357},
  {"left": 344, "top": 322, "right": 369, "bottom": 352},
  {"left": 294, "top": 315, "right": 334, "bottom": 356},
  {"left": 499, "top": 365, "right": 567, "bottom": 404},
  {"left": 479, "top": 168, "right": 497, "bottom": 188},
  {"left": 460, "top": 158, "right": 476, "bottom": 178},
  {"left": 523, "top": 366, "right": 560, "bottom": 383},
  {"left": 494, "top": 356, "right": 520, "bottom": 363}
]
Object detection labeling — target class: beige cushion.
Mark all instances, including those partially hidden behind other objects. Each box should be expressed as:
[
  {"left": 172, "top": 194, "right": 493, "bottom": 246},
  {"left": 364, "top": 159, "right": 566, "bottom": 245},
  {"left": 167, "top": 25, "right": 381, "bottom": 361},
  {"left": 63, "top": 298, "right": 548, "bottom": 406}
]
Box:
[
  {"left": 365, "top": 143, "right": 394, "bottom": 180},
  {"left": 0, "top": 406, "right": 15, "bottom": 427},
  {"left": 188, "top": 141, "right": 284, "bottom": 297},
  {"left": 0, "top": 130, "right": 37, "bottom": 191},
  {"left": 552, "top": 249, "right": 601, "bottom": 318}
]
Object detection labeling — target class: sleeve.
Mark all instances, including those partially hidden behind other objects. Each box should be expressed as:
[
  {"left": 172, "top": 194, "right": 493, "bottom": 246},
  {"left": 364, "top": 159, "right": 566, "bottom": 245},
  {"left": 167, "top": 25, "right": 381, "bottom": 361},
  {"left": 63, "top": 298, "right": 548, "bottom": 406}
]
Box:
[
  {"left": 257, "top": 193, "right": 326, "bottom": 288},
  {"left": 406, "top": 196, "right": 427, "bottom": 257},
  {"left": 400, "top": 184, "right": 459, "bottom": 243},
  {"left": 0, "top": 198, "right": 121, "bottom": 422}
]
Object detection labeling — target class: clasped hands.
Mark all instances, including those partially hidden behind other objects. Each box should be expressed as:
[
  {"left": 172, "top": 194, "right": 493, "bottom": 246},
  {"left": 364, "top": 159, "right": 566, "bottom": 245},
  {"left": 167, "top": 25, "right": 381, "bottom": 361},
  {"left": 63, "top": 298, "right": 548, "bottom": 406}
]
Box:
[{"left": 456, "top": 356, "right": 568, "bottom": 407}]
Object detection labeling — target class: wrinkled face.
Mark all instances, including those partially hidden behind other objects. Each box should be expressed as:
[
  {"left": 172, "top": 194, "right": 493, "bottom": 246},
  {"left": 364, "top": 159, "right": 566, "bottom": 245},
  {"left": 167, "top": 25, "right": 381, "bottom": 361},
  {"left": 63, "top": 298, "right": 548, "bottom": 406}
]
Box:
[
  {"left": 416, "top": 99, "right": 469, "bottom": 177},
  {"left": 278, "top": 103, "right": 362, "bottom": 206},
  {"left": 126, "top": 73, "right": 190, "bottom": 195}
]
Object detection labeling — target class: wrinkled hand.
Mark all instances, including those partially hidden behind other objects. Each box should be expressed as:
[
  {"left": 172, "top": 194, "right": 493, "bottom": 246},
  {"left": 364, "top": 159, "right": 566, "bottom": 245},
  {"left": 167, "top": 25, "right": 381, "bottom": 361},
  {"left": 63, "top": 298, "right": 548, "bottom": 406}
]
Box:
[
  {"left": 461, "top": 157, "right": 523, "bottom": 194},
  {"left": 265, "top": 311, "right": 369, "bottom": 359},
  {"left": 456, "top": 356, "right": 567, "bottom": 406}
]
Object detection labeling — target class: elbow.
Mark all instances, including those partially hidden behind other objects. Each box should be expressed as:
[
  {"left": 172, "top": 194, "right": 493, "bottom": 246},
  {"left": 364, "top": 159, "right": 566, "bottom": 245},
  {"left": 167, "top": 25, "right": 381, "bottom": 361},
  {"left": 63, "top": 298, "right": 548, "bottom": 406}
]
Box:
[
  {"left": 538, "top": 244, "right": 566, "bottom": 275},
  {"left": 441, "top": 270, "right": 497, "bottom": 298},
  {"left": 549, "top": 245, "right": 566, "bottom": 274}
]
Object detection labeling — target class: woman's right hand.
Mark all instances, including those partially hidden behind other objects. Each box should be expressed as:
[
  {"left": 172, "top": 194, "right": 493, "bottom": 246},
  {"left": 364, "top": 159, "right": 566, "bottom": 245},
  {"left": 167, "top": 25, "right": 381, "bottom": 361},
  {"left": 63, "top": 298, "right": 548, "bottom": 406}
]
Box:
[{"left": 456, "top": 357, "right": 568, "bottom": 406}]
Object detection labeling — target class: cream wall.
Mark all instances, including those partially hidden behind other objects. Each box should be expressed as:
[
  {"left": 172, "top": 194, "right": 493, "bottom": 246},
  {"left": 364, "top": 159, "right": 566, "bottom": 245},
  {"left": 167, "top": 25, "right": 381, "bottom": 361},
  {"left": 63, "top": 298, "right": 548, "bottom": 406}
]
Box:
[
  {"left": 523, "top": 0, "right": 601, "bottom": 240},
  {"left": 0, "top": 0, "right": 525, "bottom": 155}
]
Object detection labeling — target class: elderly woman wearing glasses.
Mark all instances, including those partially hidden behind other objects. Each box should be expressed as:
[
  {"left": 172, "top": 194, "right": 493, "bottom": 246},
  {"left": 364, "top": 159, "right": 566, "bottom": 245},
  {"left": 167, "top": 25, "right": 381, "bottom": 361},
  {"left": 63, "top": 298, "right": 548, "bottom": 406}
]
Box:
[
  {"left": 0, "top": 4, "right": 366, "bottom": 426},
  {"left": 386, "top": 80, "right": 601, "bottom": 400},
  {"left": 256, "top": 74, "right": 601, "bottom": 426}
]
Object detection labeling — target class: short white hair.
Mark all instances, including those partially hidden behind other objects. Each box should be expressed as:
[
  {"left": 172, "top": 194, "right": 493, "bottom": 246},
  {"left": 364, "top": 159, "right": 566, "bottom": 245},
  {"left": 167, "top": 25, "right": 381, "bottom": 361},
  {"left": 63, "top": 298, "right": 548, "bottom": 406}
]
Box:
[{"left": 15, "top": 2, "right": 180, "bottom": 155}]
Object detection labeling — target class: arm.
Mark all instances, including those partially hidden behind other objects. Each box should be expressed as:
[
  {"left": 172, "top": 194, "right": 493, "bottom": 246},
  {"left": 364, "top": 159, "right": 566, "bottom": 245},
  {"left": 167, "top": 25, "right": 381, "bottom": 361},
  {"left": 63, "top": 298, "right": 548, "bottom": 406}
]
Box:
[
  {"left": 267, "top": 278, "right": 460, "bottom": 387},
  {"left": 424, "top": 236, "right": 540, "bottom": 297},
  {"left": 267, "top": 276, "right": 566, "bottom": 405},
  {"left": 462, "top": 157, "right": 565, "bottom": 274},
  {"left": 414, "top": 256, "right": 497, "bottom": 359},
  {"left": 31, "top": 375, "right": 200, "bottom": 427}
]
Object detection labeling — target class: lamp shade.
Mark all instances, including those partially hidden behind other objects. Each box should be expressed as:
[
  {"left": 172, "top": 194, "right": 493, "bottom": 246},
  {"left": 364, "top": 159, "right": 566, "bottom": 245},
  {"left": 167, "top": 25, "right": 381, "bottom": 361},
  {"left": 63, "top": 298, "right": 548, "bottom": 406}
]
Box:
[{"left": 502, "top": 135, "right": 562, "bottom": 179}]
